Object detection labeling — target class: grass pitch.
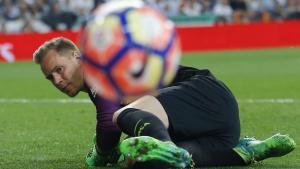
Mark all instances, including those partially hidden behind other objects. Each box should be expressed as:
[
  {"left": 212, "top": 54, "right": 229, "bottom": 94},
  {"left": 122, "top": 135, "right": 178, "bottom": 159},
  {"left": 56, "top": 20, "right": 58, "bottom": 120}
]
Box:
[{"left": 0, "top": 47, "right": 299, "bottom": 169}]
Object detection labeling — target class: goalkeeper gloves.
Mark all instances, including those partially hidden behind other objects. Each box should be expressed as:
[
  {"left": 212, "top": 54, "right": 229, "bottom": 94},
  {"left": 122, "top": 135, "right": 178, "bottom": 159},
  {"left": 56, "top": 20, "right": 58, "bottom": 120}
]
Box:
[{"left": 85, "top": 135, "right": 120, "bottom": 168}]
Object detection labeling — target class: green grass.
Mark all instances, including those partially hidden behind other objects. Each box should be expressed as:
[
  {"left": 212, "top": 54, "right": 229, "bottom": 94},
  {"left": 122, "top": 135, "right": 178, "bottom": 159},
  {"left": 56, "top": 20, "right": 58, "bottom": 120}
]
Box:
[{"left": 0, "top": 47, "right": 300, "bottom": 169}]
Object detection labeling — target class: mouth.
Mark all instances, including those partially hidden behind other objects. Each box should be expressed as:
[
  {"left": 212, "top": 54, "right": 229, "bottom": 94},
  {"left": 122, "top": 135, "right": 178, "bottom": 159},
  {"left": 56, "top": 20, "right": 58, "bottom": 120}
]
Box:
[{"left": 62, "top": 84, "right": 70, "bottom": 93}]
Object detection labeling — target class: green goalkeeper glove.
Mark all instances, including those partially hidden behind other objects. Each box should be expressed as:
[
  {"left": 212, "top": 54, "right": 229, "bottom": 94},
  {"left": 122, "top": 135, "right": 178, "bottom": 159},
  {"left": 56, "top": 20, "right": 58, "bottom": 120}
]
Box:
[{"left": 85, "top": 135, "right": 120, "bottom": 169}]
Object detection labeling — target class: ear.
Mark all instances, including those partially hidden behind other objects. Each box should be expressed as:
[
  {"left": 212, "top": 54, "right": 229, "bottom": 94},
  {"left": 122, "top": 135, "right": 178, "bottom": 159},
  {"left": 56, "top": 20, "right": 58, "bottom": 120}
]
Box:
[{"left": 73, "top": 51, "right": 81, "bottom": 59}]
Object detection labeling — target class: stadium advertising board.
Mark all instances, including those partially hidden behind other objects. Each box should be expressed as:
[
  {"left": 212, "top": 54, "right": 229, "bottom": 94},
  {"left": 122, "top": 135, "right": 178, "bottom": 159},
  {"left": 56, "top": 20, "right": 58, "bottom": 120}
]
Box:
[{"left": 1, "top": 21, "right": 300, "bottom": 62}]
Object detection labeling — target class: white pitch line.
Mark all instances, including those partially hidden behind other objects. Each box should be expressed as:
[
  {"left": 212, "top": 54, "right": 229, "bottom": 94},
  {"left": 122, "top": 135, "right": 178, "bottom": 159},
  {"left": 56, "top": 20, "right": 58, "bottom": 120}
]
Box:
[
  {"left": 0, "top": 98, "right": 299, "bottom": 104},
  {"left": 239, "top": 98, "right": 297, "bottom": 104}
]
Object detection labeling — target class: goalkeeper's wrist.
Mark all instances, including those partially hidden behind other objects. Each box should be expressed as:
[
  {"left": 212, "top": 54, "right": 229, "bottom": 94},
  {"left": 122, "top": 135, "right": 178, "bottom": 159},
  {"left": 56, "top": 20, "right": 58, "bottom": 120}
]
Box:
[
  {"left": 97, "top": 145, "right": 120, "bottom": 164},
  {"left": 95, "top": 144, "right": 102, "bottom": 156},
  {"left": 86, "top": 145, "right": 106, "bottom": 167}
]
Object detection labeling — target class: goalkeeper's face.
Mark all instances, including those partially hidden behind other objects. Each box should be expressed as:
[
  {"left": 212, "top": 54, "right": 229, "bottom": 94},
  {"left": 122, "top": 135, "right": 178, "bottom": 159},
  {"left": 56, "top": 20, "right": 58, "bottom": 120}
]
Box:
[{"left": 40, "top": 49, "right": 84, "bottom": 97}]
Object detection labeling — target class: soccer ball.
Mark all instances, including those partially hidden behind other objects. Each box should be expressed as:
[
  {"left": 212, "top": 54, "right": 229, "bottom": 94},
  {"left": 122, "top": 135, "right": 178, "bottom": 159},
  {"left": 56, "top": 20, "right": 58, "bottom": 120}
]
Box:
[{"left": 81, "top": 0, "right": 181, "bottom": 101}]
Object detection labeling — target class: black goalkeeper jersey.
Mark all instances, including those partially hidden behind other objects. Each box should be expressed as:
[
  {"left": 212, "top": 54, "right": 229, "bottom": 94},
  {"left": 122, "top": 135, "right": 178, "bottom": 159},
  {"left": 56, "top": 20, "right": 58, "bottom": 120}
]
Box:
[{"left": 87, "top": 65, "right": 240, "bottom": 152}]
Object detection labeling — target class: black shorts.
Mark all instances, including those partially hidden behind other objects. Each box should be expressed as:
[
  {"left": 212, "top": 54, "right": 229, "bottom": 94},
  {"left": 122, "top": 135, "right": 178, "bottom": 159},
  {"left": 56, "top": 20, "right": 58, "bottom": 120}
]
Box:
[{"left": 156, "top": 70, "right": 240, "bottom": 148}]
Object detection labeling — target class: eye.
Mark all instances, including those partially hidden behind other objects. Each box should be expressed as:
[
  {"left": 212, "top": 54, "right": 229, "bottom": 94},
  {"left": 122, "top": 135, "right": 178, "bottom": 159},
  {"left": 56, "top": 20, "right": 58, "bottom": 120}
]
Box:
[{"left": 56, "top": 66, "right": 64, "bottom": 74}]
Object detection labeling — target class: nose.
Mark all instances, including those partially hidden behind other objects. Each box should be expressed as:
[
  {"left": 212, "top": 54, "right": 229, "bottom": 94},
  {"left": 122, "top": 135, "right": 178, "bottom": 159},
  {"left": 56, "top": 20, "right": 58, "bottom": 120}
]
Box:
[{"left": 53, "top": 73, "right": 63, "bottom": 88}]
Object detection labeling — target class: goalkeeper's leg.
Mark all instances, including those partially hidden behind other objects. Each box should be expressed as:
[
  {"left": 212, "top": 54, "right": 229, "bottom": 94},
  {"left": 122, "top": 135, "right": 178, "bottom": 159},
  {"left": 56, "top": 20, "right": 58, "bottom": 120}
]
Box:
[
  {"left": 116, "top": 108, "right": 192, "bottom": 168},
  {"left": 174, "top": 133, "right": 295, "bottom": 167},
  {"left": 175, "top": 137, "right": 245, "bottom": 167}
]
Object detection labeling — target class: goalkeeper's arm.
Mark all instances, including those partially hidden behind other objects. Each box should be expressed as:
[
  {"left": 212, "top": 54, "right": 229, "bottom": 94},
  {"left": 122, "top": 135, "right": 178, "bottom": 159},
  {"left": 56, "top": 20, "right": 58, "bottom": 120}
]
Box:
[{"left": 85, "top": 101, "right": 122, "bottom": 167}]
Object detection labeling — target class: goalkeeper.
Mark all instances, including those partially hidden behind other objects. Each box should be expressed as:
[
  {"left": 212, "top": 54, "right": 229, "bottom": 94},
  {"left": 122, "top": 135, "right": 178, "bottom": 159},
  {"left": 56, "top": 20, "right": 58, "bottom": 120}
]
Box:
[{"left": 33, "top": 37, "right": 295, "bottom": 169}]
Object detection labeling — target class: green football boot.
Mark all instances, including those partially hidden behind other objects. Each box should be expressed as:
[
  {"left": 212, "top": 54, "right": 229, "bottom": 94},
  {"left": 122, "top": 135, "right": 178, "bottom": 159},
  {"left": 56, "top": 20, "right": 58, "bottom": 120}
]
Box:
[
  {"left": 119, "top": 136, "right": 193, "bottom": 168},
  {"left": 233, "top": 133, "right": 296, "bottom": 164}
]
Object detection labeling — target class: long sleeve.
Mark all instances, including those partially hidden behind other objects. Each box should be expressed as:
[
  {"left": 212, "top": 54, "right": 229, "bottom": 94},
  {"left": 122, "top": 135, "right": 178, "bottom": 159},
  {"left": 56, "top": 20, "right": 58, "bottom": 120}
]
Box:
[
  {"left": 86, "top": 85, "right": 122, "bottom": 153},
  {"left": 94, "top": 98, "right": 122, "bottom": 153}
]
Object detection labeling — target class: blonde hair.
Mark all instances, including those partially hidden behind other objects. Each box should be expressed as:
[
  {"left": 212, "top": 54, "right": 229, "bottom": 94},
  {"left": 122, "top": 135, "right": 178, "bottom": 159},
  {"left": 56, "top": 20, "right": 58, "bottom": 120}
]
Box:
[{"left": 33, "top": 37, "right": 79, "bottom": 64}]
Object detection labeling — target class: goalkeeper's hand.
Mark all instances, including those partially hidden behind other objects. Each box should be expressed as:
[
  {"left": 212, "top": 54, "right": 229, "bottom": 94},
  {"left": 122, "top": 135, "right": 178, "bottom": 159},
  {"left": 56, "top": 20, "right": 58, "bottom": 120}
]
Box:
[{"left": 85, "top": 136, "right": 120, "bottom": 168}]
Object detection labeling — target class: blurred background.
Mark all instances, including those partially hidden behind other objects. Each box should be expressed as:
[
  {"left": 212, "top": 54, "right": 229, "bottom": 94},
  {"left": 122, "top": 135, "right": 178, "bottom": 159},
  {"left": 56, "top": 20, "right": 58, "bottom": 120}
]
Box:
[
  {"left": 1, "top": 0, "right": 300, "bottom": 33},
  {"left": 0, "top": 0, "right": 299, "bottom": 169}
]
